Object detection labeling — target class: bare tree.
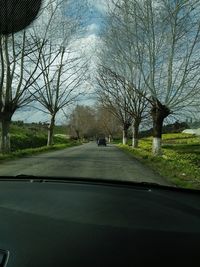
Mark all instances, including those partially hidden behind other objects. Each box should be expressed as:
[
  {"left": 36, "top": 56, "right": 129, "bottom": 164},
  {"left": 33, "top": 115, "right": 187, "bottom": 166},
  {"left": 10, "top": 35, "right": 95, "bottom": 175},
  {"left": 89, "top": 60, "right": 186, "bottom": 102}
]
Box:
[
  {"left": 114, "top": 0, "right": 200, "bottom": 155},
  {"left": 68, "top": 104, "right": 121, "bottom": 142},
  {"left": 0, "top": 31, "right": 47, "bottom": 153},
  {"left": 97, "top": 0, "right": 149, "bottom": 147},
  {"left": 0, "top": 0, "right": 63, "bottom": 153},
  {"left": 33, "top": 44, "right": 87, "bottom": 146},
  {"left": 96, "top": 105, "right": 121, "bottom": 142},
  {"left": 97, "top": 65, "right": 133, "bottom": 145},
  {"left": 69, "top": 105, "right": 97, "bottom": 140},
  {"left": 30, "top": 0, "right": 88, "bottom": 146}
]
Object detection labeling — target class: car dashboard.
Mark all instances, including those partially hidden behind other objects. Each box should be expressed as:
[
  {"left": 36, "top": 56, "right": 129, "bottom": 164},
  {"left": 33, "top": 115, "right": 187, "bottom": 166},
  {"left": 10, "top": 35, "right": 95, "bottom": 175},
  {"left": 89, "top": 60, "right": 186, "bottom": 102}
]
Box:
[{"left": 0, "top": 178, "right": 199, "bottom": 266}]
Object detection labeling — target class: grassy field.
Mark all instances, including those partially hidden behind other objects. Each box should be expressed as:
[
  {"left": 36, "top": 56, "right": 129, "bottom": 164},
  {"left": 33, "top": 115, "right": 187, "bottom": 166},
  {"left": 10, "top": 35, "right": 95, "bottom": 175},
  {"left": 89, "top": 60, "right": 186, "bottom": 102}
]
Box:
[
  {"left": 0, "top": 122, "right": 81, "bottom": 160},
  {"left": 117, "top": 133, "right": 200, "bottom": 190},
  {"left": 8, "top": 122, "right": 70, "bottom": 151}
]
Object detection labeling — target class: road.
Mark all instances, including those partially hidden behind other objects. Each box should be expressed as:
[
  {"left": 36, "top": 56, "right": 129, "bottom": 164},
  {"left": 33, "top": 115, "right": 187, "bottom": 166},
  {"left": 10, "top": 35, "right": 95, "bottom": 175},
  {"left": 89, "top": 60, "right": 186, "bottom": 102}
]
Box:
[{"left": 0, "top": 142, "right": 169, "bottom": 185}]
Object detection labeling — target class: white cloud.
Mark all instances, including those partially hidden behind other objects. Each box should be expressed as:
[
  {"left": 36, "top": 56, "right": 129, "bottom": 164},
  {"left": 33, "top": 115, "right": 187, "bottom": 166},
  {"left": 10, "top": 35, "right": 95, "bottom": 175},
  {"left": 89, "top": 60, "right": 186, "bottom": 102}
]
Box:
[
  {"left": 88, "top": 0, "right": 108, "bottom": 13},
  {"left": 87, "top": 23, "right": 100, "bottom": 35},
  {"left": 89, "top": 0, "right": 117, "bottom": 13}
]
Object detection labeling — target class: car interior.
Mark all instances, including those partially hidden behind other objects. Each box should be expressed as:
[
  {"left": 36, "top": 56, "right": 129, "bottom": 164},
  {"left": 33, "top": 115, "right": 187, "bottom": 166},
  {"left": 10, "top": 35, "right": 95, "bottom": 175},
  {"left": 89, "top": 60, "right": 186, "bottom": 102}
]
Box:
[{"left": 0, "top": 177, "right": 200, "bottom": 267}]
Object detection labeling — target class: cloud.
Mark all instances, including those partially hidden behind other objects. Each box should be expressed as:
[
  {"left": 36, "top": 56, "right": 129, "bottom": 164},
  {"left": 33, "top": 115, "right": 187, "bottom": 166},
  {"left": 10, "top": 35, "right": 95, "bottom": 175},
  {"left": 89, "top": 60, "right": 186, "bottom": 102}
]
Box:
[
  {"left": 88, "top": 0, "right": 117, "bottom": 13},
  {"left": 87, "top": 23, "right": 100, "bottom": 35},
  {"left": 88, "top": 0, "right": 108, "bottom": 13}
]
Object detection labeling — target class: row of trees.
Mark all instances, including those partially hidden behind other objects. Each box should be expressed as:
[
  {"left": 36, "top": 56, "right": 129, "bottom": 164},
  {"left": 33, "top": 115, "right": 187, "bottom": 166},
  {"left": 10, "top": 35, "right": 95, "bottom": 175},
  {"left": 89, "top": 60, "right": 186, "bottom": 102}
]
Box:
[
  {"left": 0, "top": 0, "right": 88, "bottom": 153},
  {"left": 68, "top": 104, "right": 186, "bottom": 142},
  {"left": 97, "top": 0, "right": 200, "bottom": 155},
  {"left": 68, "top": 104, "right": 121, "bottom": 140}
]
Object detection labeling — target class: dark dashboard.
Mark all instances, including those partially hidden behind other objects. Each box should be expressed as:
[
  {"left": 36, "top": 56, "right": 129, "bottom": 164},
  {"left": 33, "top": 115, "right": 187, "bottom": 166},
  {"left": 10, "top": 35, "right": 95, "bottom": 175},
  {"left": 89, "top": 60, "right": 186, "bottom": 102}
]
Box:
[{"left": 0, "top": 178, "right": 199, "bottom": 267}]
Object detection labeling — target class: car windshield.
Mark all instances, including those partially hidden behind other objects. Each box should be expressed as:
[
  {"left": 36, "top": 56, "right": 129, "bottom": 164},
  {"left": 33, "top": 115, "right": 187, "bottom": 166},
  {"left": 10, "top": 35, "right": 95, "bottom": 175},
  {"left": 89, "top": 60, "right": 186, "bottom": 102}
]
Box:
[{"left": 0, "top": 0, "right": 199, "bottom": 191}]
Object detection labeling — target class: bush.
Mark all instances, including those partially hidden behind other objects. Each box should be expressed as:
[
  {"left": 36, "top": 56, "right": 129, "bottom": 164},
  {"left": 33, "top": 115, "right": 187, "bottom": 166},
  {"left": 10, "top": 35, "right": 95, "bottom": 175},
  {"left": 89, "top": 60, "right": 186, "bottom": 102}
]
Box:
[
  {"left": 10, "top": 133, "right": 47, "bottom": 151},
  {"left": 54, "top": 135, "right": 69, "bottom": 144}
]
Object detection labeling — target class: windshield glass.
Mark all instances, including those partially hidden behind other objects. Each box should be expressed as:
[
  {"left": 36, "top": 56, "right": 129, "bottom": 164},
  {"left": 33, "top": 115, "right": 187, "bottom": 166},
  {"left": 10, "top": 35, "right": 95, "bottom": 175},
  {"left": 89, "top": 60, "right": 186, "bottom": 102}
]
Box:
[{"left": 0, "top": 0, "right": 199, "bottom": 190}]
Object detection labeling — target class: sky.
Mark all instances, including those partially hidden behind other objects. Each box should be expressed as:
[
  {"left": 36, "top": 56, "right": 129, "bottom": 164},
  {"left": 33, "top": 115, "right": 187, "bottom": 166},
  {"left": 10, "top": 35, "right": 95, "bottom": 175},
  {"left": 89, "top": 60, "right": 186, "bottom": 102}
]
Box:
[{"left": 13, "top": 0, "right": 107, "bottom": 124}]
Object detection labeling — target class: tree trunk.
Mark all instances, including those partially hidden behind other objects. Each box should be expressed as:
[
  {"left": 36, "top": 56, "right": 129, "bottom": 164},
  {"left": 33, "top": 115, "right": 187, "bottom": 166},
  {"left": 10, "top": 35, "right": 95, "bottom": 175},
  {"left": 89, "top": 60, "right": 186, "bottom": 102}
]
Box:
[
  {"left": 151, "top": 100, "right": 170, "bottom": 156},
  {"left": 47, "top": 114, "right": 56, "bottom": 146},
  {"left": 1, "top": 119, "right": 11, "bottom": 154},
  {"left": 122, "top": 129, "right": 128, "bottom": 145},
  {"left": 75, "top": 129, "right": 80, "bottom": 140},
  {"left": 132, "top": 120, "right": 140, "bottom": 148}
]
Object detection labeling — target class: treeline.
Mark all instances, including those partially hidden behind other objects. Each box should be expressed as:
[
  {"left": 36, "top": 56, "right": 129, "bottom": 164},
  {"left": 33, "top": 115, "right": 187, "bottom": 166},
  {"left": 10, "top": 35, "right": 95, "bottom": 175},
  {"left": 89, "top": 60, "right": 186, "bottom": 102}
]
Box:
[
  {"left": 68, "top": 105, "right": 121, "bottom": 140},
  {"left": 67, "top": 104, "right": 189, "bottom": 141}
]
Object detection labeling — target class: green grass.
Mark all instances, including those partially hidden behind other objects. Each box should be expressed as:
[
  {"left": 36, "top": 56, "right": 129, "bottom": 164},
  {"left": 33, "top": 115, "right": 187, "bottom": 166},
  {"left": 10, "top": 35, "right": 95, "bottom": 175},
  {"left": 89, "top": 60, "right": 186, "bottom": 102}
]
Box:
[
  {"left": 0, "top": 122, "right": 71, "bottom": 152},
  {"left": 0, "top": 141, "right": 81, "bottom": 162},
  {"left": 117, "top": 133, "right": 200, "bottom": 190},
  {"left": 112, "top": 139, "right": 122, "bottom": 144},
  {"left": 0, "top": 122, "right": 81, "bottom": 161}
]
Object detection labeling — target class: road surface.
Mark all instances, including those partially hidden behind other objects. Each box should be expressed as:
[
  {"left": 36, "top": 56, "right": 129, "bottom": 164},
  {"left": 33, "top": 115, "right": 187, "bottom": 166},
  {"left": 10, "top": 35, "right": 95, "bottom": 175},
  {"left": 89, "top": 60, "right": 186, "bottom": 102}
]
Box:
[{"left": 0, "top": 142, "right": 170, "bottom": 185}]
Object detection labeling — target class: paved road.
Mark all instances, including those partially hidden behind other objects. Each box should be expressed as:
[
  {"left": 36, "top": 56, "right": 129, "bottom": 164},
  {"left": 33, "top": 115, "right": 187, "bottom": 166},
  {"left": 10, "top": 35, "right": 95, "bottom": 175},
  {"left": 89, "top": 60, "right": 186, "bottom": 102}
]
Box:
[{"left": 0, "top": 142, "right": 170, "bottom": 185}]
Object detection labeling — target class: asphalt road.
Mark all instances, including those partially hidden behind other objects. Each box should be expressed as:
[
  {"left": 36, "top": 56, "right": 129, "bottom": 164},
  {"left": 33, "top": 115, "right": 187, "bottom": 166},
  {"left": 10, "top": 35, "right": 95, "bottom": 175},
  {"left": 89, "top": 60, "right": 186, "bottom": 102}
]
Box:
[{"left": 0, "top": 142, "right": 170, "bottom": 185}]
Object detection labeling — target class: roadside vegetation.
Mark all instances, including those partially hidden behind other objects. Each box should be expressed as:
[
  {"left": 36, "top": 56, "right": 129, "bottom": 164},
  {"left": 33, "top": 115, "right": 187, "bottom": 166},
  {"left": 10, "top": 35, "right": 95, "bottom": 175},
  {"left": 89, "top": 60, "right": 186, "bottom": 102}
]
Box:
[
  {"left": 0, "top": 142, "right": 80, "bottom": 162},
  {"left": 117, "top": 133, "right": 200, "bottom": 190},
  {"left": 0, "top": 121, "right": 81, "bottom": 160}
]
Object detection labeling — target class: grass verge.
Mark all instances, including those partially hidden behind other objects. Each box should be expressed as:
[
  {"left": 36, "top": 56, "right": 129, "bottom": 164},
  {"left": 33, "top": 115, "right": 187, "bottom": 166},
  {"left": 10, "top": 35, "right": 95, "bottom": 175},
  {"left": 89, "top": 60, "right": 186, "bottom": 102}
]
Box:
[
  {"left": 0, "top": 141, "right": 81, "bottom": 162},
  {"left": 117, "top": 133, "right": 200, "bottom": 190}
]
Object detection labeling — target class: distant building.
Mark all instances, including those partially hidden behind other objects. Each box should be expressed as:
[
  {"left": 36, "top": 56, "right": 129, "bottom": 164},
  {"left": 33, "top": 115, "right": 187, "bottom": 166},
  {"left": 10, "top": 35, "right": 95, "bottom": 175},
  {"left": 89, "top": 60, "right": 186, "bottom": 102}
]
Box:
[{"left": 182, "top": 128, "right": 200, "bottom": 136}]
